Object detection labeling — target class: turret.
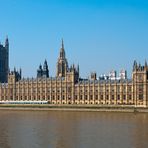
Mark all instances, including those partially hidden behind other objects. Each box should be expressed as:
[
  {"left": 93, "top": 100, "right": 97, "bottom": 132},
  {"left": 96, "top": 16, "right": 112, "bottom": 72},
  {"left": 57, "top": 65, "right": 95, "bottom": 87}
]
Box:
[
  {"left": 43, "top": 59, "right": 48, "bottom": 70},
  {"left": 37, "top": 64, "right": 43, "bottom": 78},
  {"left": 37, "top": 60, "right": 49, "bottom": 78},
  {"left": 133, "top": 60, "right": 137, "bottom": 71},
  {"left": 42, "top": 59, "right": 49, "bottom": 78},
  {"left": 77, "top": 64, "right": 79, "bottom": 74},
  {"left": 8, "top": 68, "right": 21, "bottom": 84},
  {"left": 132, "top": 61, "right": 147, "bottom": 81},
  {"left": 66, "top": 64, "right": 79, "bottom": 83},
  {"left": 19, "top": 68, "right": 22, "bottom": 79}
]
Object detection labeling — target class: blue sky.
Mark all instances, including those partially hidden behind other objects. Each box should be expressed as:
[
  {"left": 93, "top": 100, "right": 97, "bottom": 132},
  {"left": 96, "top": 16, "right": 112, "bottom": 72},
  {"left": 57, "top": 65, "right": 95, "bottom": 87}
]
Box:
[{"left": 0, "top": 0, "right": 148, "bottom": 78}]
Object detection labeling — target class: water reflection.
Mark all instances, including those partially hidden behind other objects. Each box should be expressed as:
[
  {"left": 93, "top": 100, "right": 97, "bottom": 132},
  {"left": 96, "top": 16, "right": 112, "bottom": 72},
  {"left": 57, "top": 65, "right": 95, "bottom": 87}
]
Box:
[{"left": 0, "top": 111, "right": 148, "bottom": 148}]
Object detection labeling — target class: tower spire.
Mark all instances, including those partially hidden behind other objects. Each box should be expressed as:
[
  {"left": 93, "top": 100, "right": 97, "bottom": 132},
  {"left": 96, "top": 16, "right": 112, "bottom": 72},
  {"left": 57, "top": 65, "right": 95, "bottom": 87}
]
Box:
[
  {"left": 62, "top": 38, "right": 64, "bottom": 49},
  {"left": 60, "top": 38, "right": 65, "bottom": 58},
  {"left": 57, "top": 39, "right": 68, "bottom": 77}
]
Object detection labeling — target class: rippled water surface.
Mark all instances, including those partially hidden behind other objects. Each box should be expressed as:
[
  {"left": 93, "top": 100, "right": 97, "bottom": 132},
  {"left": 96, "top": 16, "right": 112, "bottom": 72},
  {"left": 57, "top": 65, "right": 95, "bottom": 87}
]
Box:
[{"left": 0, "top": 110, "right": 148, "bottom": 148}]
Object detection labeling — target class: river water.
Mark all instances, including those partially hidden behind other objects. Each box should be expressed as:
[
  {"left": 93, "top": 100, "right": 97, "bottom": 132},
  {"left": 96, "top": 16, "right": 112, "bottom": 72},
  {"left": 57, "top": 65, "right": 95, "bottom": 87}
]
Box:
[{"left": 0, "top": 110, "right": 148, "bottom": 148}]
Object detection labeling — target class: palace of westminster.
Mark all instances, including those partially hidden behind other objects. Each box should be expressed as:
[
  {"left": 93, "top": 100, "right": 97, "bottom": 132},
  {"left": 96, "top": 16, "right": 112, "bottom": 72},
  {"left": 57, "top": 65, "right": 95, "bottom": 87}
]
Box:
[{"left": 0, "top": 37, "right": 148, "bottom": 107}]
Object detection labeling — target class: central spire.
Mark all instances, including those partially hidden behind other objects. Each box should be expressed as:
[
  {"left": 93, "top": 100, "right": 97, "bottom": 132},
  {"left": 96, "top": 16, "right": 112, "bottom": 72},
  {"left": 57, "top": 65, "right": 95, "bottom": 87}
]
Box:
[
  {"left": 57, "top": 39, "right": 69, "bottom": 77},
  {"left": 62, "top": 38, "right": 64, "bottom": 49},
  {"left": 60, "top": 38, "right": 65, "bottom": 59}
]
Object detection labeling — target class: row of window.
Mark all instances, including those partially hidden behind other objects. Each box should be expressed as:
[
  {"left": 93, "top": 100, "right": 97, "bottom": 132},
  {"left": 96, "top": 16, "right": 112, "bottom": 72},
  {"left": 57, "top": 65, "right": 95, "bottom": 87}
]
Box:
[
  {"left": 2, "top": 94, "right": 142, "bottom": 101},
  {"left": 50, "top": 102, "right": 135, "bottom": 105},
  {"left": 6, "top": 87, "right": 135, "bottom": 94}
]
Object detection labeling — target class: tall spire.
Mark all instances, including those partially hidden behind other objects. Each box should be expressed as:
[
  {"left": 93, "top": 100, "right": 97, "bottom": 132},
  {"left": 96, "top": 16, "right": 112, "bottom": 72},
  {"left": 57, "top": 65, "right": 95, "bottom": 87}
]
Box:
[
  {"left": 57, "top": 39, "right": 69, "bottom": 77},
  {"left": 62, "top": 38, "right": 64, "bottom": 49},
  {"left": 60, "top": 38, "right": 65, "bottom": 59}
]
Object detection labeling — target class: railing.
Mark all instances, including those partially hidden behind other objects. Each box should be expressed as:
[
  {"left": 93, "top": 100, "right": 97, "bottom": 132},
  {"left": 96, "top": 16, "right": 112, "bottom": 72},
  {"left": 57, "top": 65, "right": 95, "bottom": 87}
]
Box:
[{"left": 0, "top": 101, "right": 48, "bottom": 104}]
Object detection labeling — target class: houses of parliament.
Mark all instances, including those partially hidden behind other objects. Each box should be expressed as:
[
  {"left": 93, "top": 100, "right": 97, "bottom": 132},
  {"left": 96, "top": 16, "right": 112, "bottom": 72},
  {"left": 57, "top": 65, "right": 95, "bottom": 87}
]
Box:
[{"left": 0, "top": 37, "right": 148, "bottom": 107}]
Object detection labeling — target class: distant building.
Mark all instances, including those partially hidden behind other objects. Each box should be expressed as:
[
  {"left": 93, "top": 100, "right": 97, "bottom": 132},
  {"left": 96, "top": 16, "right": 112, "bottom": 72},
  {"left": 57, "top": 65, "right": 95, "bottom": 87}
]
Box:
[
  {"left": 0, "top": 37, "right": 9, "bottom": 83},
  {"left": 90, "top": 72, "right": 97, "bottom": 80},
  {"left": 99, "top": 69, "right": 127, "bottom": 81},
  {"left": 109, "top": 70, "right": 117, "bottom": 80},
  {"left": 119, "top": 69, "right": 127, "bottom": 80},
  {"left": 0, "top": 39, "right": 148, "bottom": 108}
]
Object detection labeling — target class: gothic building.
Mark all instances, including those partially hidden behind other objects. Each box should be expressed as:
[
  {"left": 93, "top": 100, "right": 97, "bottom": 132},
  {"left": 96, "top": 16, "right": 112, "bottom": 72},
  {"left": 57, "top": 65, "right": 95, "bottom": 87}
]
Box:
[
  {"left": 0, "top": 39, "right": 148, "bottom": 108},
  {"left": 0, "top": 37, "right": 9, "bottom": 83}
]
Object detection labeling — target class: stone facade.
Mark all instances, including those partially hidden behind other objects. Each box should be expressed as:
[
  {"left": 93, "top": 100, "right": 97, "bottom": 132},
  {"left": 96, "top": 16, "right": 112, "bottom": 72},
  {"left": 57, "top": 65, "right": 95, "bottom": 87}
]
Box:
[{"left": 0, "top": 40, "right": 148, "bottom": 107}]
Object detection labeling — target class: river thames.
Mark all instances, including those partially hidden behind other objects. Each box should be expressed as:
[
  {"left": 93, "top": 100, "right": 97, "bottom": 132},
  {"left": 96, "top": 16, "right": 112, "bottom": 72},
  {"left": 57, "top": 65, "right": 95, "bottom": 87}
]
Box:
[{"left": 0, "top": 110, "right": 148, "bottom": 148}]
